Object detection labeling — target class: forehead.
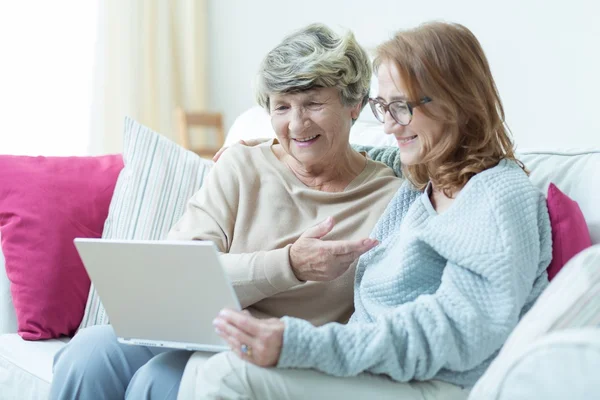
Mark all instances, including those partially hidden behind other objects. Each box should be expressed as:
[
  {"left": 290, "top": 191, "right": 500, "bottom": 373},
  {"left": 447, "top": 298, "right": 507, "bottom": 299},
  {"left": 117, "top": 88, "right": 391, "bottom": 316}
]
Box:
[
  {"left": 376, "top": 62, "right": 408, "bottom": 100},
  {"left": 270, "top": 87, "right": 337, "bottom": 102}
]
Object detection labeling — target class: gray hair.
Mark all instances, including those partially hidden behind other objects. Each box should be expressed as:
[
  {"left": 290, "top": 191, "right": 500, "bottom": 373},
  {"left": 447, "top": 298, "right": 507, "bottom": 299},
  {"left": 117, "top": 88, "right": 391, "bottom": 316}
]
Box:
[{"left": 255, "top": 23, "right": 372, "bottom": 112}]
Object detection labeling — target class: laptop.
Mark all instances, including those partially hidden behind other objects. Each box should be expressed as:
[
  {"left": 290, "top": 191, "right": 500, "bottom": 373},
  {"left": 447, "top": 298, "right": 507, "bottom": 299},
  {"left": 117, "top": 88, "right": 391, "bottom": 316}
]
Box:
[{"left": 74, "top": 238, "right": 241, "bottom": 352}]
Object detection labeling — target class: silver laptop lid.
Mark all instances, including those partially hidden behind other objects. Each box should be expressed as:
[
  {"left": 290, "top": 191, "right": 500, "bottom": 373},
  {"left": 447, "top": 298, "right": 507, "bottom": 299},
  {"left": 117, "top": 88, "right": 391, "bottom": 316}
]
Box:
[{"left": 74, "top": 239, "right": 241, "bottom": 349}]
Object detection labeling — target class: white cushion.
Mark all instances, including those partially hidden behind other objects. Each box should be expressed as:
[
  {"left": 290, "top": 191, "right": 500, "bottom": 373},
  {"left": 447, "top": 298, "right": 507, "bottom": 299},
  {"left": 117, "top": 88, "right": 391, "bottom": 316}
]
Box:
[
  {"left": 224, "top": 106, "right": 274, "bottom": 146},
  {"left": 491, "top": 328, "right": 600, "bottom": 400},
  {"left": 0, "top": 232, "right": 17, "bottom": 335},
  {"left": 348, "top": 119, "right": 398, "bottom": 147},
  {"left": 0, "top": 334, "right": 69, "bottom": 399},
  {"left": 469, "top": 245, "right": 600, "bottom": 398},
  {"left": 519, "top": 150, "right": 600, "bottom": 244}
]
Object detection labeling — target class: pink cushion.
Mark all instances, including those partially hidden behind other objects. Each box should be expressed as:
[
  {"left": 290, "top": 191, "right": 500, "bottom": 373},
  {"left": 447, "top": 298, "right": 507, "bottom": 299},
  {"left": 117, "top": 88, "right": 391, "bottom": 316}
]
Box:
[
  {"left": 0, "top": 155, "right": 123, "bottom": 340},
  {"left": 546, "top": 183, "right": 592, "bottom": 280}
]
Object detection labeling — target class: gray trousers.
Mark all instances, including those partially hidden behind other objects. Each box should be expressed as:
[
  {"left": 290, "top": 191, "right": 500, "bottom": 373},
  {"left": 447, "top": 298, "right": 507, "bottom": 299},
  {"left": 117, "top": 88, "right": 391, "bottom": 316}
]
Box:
[{"left": 49, "top": 325, "right": 192, "bottom": 400}]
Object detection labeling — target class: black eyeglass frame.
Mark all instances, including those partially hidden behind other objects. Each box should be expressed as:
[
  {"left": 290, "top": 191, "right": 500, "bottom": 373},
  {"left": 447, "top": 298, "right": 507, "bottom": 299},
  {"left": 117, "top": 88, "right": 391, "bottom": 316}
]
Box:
[{"left": 368, "top": 96, "right": 432, "bottom": 125}]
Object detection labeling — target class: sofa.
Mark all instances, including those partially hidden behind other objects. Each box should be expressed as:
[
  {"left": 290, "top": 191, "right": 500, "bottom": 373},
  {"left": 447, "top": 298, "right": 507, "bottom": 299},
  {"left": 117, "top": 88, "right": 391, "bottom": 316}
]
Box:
[{"left": 0, "top": 106, "right": 599, "bottom": 399}]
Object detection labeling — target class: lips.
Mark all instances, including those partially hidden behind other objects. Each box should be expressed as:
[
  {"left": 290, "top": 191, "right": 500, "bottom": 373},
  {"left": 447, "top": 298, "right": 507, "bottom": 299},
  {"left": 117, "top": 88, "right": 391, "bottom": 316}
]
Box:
[
  {"left": 397, "top": 135, "right": 417, "bottom": 144},
  {"left": 293, "top": 135, "right": 320, "bottom": 142}
]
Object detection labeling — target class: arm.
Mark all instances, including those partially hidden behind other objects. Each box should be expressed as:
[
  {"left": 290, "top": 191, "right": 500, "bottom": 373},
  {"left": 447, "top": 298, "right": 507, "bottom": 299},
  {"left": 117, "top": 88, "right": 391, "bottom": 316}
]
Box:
[
  {"left": 277, "top": 188, "right": 552, "bottom": 382},
  {"left": 167, "top": 149, "right": 302, "bottom": 308},
  {"left": 351, "top": 144, "right": 402, "bottom": 177},
  {"left": 168, "top": 148, "right": 377, "bottom": 308}
]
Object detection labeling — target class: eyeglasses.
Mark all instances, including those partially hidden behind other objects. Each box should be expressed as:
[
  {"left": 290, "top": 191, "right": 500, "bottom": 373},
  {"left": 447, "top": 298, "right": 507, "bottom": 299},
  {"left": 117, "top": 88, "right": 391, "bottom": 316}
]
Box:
[{"left": 368, "top": 97, "right": 432, "bottom": 126}]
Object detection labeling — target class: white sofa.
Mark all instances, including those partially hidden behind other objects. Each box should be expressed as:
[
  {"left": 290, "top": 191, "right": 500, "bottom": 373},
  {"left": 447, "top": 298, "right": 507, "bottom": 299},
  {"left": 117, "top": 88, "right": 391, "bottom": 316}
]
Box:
[{"left": 1, "top": 106, "right": 599, "bottom": 399}]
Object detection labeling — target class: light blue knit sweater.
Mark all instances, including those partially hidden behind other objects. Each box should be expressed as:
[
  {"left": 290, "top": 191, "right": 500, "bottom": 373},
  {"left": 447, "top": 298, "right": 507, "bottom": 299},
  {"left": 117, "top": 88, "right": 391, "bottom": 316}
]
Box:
[{"left": 277, "top": 153, "right": 552, "bottom": 387}]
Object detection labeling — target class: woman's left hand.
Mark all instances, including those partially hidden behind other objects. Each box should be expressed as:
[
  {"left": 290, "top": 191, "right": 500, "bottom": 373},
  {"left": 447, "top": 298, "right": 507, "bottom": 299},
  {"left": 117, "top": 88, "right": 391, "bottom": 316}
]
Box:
[{"left": 213, "top": 309, "right": 285, "bottom": 367}]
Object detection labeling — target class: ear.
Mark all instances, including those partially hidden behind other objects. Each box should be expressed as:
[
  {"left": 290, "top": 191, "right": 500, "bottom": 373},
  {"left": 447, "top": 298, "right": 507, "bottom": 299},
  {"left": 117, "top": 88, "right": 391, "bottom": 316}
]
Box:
[{"left": 350, "top": 103, "right": 362, "bottom": 120}]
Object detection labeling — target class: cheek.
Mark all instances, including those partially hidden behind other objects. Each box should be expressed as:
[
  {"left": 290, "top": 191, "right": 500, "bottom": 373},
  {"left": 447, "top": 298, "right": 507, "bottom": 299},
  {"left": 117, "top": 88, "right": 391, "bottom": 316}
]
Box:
[
  {"left": 270, "top": 117, "right": 288, "bottom": 136},
  {"left": 419, "top": 120, "right": 440, "bottom": 136},
  {"left": 412, "top": 114, "right": 444, "bottom": 142},
  {"left": 315, "top": 115, "right": 350, "bottom": 139},
  {"left": 430, "top": 121, "right": 446, "bottom": 142}
]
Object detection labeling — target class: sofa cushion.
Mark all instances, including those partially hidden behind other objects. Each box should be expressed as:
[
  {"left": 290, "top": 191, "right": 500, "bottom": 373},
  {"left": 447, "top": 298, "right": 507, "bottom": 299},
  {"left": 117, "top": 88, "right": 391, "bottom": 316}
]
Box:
[
  {"left": 546, "top": 183, "right": 592, "bottom": 280},
  {"left": 489, "top": 328, "right": 600, "bottom": 400},
  {"left": 0, "top": 155, "right": 123, "bottom": 340},
  {"left": 79, "top": 117, "right": 213, "bottom": 329},
  {"left": 469, "top": 244, "right": 600, "bottom": 398},
  {"left": 519, "top": 150, "right": 600, "bottom": 245},
  {"left": 0, "top": 334, "right": 69, "bottom": 398}
]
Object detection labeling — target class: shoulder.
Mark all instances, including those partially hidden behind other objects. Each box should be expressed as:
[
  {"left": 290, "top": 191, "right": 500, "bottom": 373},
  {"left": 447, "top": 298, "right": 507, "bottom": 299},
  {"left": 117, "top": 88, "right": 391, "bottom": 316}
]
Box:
[
  {"left": 367, "top": 158, "right": 400, "bottom": 178},
  {"left": 470, "top": 159, "right": 543, "bottom": 207},
  {"left": 211, "top": 144, "right": 268, "bottom": 176},
  {"left": 463, "top": 160, "right": 547, "bottom": 240},
  {"left": 364, "top": 158, "right": 403, "bottom": 189}
]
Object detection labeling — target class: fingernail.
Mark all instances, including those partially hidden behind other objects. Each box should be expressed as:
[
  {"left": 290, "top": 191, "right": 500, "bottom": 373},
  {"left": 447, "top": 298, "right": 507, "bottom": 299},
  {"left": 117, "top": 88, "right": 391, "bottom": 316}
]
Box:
[
  {"left": 219, "top": 309, "right": 229, "bottom": 317},
  {"left": 212, "top": 318, "right": 219, "bottom": 326},
  {"left": 363, "top": 239, "right": 372, "bottom": 245},
  {"left": 215, "top": 328, "right": 222, "bottom": 335}
]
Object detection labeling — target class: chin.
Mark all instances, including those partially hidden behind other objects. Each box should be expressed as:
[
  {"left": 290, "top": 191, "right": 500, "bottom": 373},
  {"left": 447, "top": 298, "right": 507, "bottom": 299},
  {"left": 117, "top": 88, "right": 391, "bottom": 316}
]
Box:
[
  {"left": 399, "top": 149, "right": 421, "bottom": 166},
  {"left": 293, "top": 151, "right": 322, "bottom": 165}
]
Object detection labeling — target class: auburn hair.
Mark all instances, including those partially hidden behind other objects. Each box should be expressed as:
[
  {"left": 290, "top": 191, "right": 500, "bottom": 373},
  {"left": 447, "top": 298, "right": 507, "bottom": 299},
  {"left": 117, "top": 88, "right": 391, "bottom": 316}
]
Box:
[{"left": 374, "top": 22, "right": 525, "bottom": 196}]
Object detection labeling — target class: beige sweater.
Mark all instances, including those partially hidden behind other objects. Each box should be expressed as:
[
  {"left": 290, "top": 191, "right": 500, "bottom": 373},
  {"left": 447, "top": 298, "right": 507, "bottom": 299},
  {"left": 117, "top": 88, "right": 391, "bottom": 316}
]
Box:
[{"left": 168, "top": 142, "right": 402, "bottom": 326}]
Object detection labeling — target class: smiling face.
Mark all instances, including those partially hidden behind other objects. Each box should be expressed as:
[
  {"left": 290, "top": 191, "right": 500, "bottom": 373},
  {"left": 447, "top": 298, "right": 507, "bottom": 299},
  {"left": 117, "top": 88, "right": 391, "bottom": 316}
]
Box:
[
  {"left": 376, "top": 61, "right": 445, "bottom": 166},
  {"left": 269, "top": 87, "right": 361, "bottom": 169}
]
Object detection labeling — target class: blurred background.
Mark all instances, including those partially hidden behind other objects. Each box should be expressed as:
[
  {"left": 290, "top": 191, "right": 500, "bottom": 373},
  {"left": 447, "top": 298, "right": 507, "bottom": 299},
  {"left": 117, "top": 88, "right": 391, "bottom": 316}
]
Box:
[{"left": 1, "top": 0, "right": 598, "bottom": 157}]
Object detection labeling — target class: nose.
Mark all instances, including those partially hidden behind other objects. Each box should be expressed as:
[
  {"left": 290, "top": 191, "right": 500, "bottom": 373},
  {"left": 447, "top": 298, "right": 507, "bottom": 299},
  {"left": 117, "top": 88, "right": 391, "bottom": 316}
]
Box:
[
  {"left": 289, "top": 108, "right": 309, "bottom": 134},
  {"left": 383, "top": 112, "right": 404, "bottom": 135}
]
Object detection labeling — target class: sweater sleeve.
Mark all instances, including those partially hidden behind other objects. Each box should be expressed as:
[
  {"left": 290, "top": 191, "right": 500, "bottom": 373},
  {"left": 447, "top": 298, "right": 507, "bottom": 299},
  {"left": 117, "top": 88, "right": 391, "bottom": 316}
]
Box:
[
  {"left": 278, "top": 184, "right": 552, "bottom": 382},
  {"left": 167, "top": 148, "right": 302, "bottom": 308},
  {"left": 351, "top": 144, "right": 402, "bottom": 177}
]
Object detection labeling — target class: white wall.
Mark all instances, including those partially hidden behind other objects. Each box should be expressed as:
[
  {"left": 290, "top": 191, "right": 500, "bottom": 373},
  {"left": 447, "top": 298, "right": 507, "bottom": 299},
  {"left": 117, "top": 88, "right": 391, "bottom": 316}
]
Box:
[
  {"left": 0, "top": 1, "right": 97, "bottom": 156},
  {"left": 207, "top": 0, "right": 600, "bottom": 150}
]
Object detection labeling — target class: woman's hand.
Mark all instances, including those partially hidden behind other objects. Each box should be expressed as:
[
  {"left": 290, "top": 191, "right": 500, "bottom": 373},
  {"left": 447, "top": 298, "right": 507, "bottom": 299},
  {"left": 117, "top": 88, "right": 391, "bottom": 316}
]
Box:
[
  {"left": 290, "top": 217, "right": 378, "bottom": 281},
  {"left": 212, "top": 138, "right": 273, "bottom": 162},
  {"left": 214, "top": 309, "right": 284, "bottom": 367}
]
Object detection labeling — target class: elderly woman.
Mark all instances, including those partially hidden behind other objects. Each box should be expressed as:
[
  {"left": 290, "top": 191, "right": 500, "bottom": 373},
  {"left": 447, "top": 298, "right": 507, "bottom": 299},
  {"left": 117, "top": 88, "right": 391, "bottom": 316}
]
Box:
[
  {"left": 49, "top": 24, "right": 402, "bottom": 400},
  {"left": 181, "top": 22, "right": 553, "bottom": 400}
]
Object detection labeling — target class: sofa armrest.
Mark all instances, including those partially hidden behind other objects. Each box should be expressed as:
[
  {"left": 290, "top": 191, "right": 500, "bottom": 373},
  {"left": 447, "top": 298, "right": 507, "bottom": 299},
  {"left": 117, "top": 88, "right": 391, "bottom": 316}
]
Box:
[
  {"left": 494, "top": 327, "right": 600, "bottom": 399},
  {"left": 469, "top": 245, "right": 600, "bottom": 399}
]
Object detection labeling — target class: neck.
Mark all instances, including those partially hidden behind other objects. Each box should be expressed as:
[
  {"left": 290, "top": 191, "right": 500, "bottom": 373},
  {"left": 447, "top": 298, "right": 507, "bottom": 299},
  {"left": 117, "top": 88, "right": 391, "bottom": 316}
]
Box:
[
  {"left": 280, "top": 145, "right": 365, "bottom": 191},
  {"left": 429, "top": 180, "right": 461, "bottom": 199}
]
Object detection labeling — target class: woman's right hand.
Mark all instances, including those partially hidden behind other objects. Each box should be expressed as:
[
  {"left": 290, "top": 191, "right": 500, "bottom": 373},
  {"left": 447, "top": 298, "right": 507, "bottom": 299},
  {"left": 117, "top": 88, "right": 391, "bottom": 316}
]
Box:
[
  {"left": 290, "top": 217, "right": 378, "bottom": 281},
  {"left": 212, "top": 138, "right": 273, "bottom": 162}
]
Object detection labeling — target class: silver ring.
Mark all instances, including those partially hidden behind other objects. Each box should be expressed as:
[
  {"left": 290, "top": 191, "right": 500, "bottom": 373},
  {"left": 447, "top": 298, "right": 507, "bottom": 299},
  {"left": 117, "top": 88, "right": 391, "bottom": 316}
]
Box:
[{"left": 240, "top": 343, "right": 252, "bottom": 357}]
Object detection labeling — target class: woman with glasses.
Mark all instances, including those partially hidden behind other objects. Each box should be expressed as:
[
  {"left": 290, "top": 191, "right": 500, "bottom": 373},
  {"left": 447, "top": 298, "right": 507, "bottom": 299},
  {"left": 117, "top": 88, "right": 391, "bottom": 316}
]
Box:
[{"left": 183, "top": 21, "right": 552, "bottom": 399}]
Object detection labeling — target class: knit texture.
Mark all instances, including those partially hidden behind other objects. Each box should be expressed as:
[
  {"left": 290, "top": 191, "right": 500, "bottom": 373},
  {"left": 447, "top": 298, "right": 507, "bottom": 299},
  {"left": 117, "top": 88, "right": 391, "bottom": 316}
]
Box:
[
  {"left": 352, "top": 145, "right": 402, "bottom": 177},
  {"left": 278, "top": 159, "right": 552, "bottom": 387}
]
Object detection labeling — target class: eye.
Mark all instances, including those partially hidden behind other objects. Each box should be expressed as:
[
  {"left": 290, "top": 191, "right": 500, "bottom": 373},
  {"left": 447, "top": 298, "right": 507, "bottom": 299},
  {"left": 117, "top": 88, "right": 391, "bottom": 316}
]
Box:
[
  {"left": 273, "top": 105, "right": 289, "bottom": 112},
  {"left": 308, "top": 102, "right": 323, "bottom": 108},
  {"left": 391, "top": 102, "right": 409, "bottom": 113}
]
